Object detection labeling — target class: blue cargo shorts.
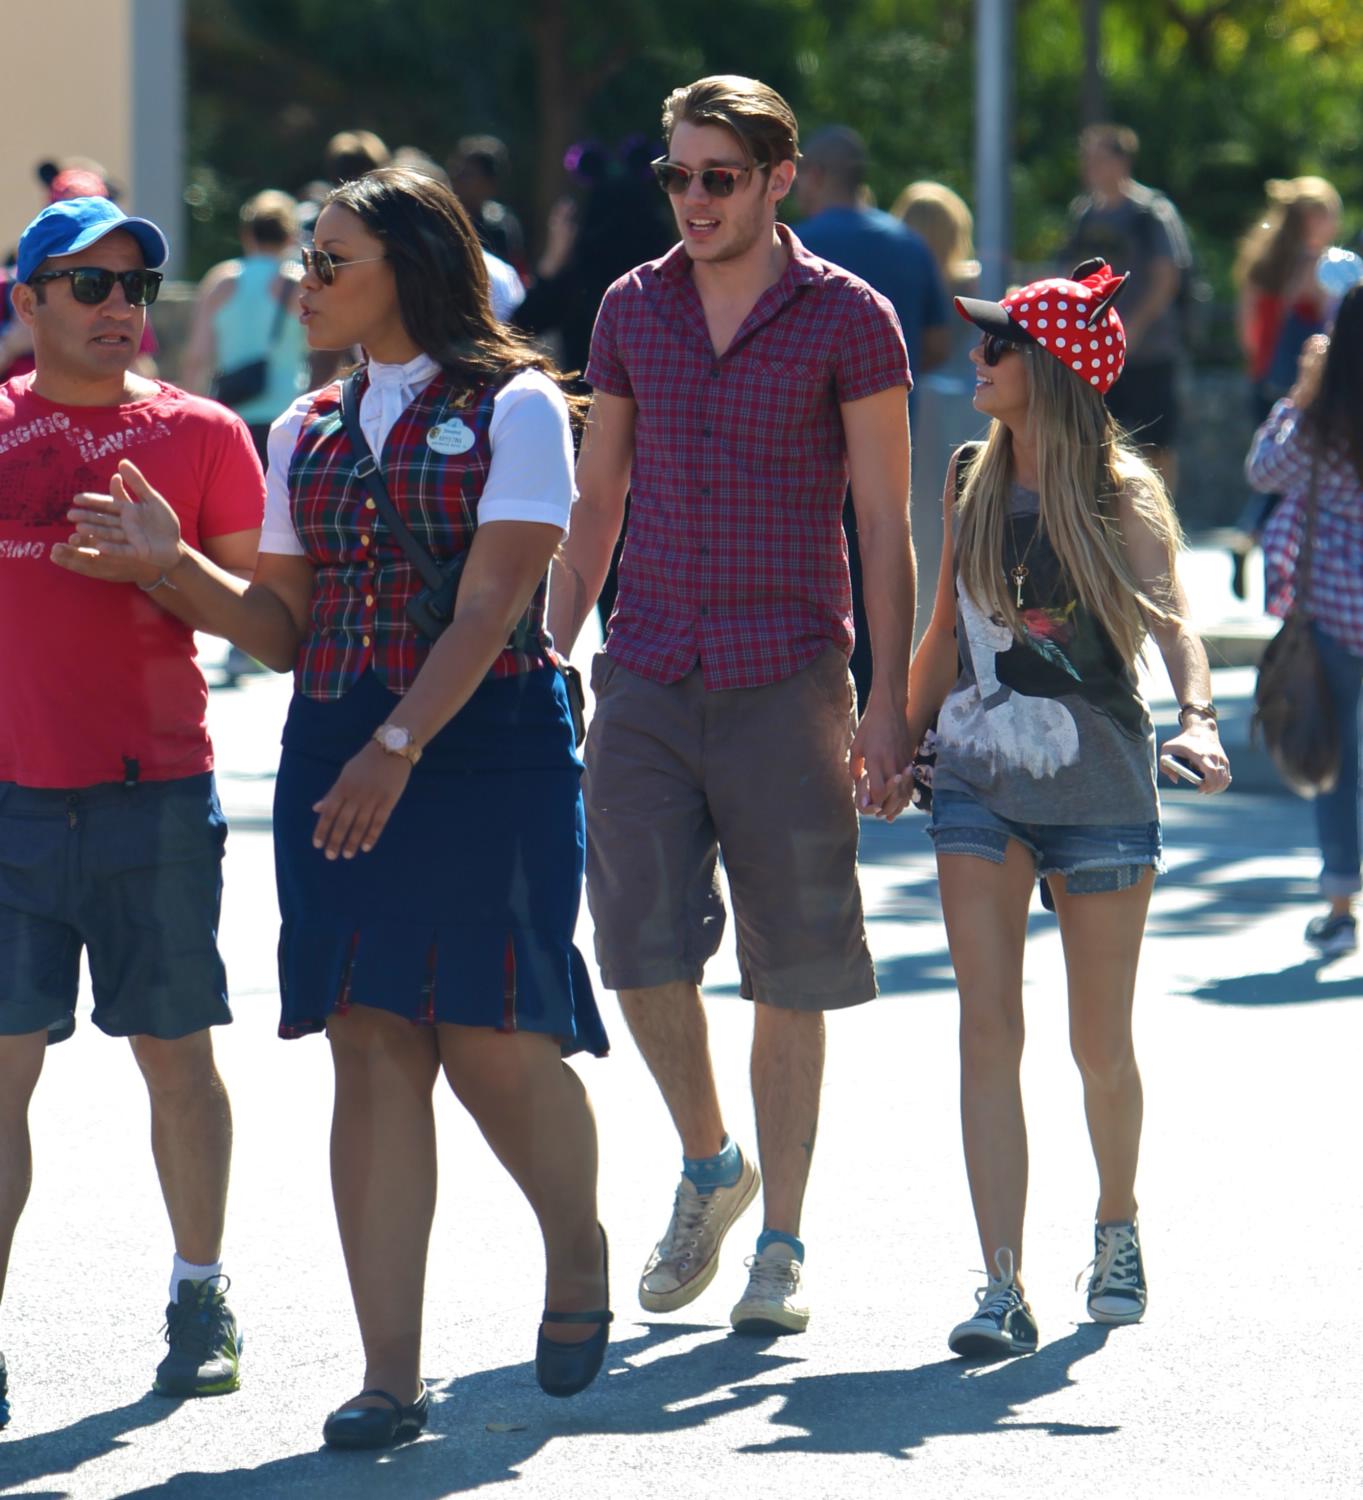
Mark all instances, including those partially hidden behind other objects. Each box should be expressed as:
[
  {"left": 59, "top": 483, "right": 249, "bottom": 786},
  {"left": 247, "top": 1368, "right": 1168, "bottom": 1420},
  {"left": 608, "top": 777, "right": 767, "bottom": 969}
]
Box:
[{"left": 0, "top": 772, "right": 231, "bottom": 1043}]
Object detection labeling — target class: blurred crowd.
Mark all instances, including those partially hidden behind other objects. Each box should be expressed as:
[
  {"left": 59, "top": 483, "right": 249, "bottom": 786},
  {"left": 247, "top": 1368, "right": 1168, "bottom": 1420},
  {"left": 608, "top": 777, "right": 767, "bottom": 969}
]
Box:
[{"left": 5, "top": 124, "right": 1358, "bottom": 495}]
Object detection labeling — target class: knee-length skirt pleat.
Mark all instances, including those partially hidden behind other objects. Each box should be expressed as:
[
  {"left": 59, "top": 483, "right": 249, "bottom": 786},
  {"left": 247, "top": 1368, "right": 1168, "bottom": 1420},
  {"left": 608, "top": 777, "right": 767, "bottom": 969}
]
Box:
[{"left": 272, "top": 668, "right": 608, "bottom": 1058}]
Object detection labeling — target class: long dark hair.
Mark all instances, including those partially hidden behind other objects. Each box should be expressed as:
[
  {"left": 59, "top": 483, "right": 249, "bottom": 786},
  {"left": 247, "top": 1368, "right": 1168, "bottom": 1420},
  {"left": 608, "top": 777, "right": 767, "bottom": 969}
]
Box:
[
  {"left": 1302, "top": 284, "right": 1363, "bottom": 485},
  {"left": 325, "top": 166, "right": 582, "bottom": 411}
]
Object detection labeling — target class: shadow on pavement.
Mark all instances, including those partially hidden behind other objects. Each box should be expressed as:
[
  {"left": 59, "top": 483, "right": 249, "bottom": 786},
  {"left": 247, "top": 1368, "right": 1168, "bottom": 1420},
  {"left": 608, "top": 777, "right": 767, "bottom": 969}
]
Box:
[
  {"left": 1190, "top": 956, "right": 1363, "bottom": 1006},
  {"left": 109, "top": 1321, "right": 1113, "bottom": 1498},
  {"left": 733, "top": 1323, "right": 1114, "bottom": 1458},
  {"left": 0, "top": 1391, "right": 180, "bottom": 1495}
]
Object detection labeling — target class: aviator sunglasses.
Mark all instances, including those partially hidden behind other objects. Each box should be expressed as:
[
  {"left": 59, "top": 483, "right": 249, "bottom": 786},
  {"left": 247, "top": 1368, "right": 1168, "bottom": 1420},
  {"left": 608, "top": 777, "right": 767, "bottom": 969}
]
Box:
[
  {"left": 981, "top": 331, "right": 1027, "bottom": 366},
  {"left": 301, "top": 246, "right": 387, "bottom": 285},
  {"left": 651, "top": 156, "right": 768, "bottom": 197},
  {"left": 27, "top": 267, "right": 163, "bottom": 307}
]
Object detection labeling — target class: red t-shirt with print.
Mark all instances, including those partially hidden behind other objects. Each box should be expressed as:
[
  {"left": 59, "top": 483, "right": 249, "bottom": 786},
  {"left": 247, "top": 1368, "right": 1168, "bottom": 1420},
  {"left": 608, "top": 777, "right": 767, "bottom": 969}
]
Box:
[{"left": 0, "top": 375, "right": 265, "bottom": 788}]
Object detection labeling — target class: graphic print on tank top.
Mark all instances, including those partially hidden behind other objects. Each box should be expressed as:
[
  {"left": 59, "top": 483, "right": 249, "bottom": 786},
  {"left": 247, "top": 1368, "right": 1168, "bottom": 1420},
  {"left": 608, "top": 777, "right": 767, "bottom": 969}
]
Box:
[{"left": 940, "top": 506, "right": 1147, "bottom": 782}]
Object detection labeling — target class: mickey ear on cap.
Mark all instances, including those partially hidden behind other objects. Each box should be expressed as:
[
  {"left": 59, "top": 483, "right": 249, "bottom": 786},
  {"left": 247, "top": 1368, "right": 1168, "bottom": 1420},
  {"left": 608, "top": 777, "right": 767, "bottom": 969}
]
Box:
[
  {"left": 1088, "top": 270, "right": 1130, "bottom": 329},
  {"left": 1070, "top": 257, "right": 1107, "bottom": 281}
]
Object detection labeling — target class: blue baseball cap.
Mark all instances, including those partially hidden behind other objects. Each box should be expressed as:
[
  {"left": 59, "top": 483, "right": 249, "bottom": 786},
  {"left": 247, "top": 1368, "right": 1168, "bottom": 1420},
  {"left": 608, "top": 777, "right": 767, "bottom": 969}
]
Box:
[{"left": 16, "top": 196, "right": 169, "bottom": 284}]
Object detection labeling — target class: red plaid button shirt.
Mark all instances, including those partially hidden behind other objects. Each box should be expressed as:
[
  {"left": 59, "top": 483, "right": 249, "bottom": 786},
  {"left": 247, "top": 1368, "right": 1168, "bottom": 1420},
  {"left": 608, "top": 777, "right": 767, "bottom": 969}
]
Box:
[
  {"left": 1248, "top": 398, "right": 1363, "bottom": 658},
  {"left": 585, "top": 226, "right": 910, "bottom": 690}
]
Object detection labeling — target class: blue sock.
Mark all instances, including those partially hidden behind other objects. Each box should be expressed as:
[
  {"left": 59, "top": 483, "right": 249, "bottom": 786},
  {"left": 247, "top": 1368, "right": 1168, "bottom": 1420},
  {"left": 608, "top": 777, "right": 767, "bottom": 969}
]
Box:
[
  {"left": 757, "top": 1229, "right": 804, "bottom": 1261},
  {"left": 682, "top": 1134, "right": 742, "bottom": 1195}
]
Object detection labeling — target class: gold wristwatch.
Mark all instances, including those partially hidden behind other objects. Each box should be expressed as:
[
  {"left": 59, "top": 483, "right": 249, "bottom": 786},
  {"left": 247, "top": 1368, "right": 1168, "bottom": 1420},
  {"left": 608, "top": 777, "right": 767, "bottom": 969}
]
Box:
[{"left": 372, "top": 723, "right": 422, "bottom": 764}]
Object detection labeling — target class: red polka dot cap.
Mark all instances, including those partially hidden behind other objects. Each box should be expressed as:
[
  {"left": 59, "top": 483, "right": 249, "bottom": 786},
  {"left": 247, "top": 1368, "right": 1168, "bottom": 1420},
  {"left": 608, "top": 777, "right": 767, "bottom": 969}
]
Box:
[{"left": 955, "top": 258, "right": 1131, "bottom": 396}]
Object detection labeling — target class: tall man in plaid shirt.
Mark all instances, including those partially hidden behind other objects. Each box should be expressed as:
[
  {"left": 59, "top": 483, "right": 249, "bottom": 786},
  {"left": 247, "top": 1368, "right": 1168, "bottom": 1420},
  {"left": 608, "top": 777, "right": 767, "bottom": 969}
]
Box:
[{"left": 548, "top": 75, "right": 915, "bottom": 1334}]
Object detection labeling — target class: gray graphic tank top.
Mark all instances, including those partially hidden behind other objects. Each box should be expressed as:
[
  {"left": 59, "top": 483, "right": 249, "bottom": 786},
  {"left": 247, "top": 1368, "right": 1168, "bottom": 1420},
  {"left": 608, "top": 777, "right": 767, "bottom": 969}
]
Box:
[{"left": 933, "top": 481, "right": 1158, "bottom": 825}]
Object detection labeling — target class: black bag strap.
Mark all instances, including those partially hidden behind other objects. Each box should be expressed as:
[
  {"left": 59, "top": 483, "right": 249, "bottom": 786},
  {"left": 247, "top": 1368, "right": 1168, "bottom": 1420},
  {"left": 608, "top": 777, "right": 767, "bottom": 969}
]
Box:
[
  {"left": 953, "top": 441, "right": 982, "bottom": 504},
  {"left": 336, "top": 368, "right": 543, "bottom": 655},
  {"left": 337, "top": 369, "right": 446, "bottom": 592}
]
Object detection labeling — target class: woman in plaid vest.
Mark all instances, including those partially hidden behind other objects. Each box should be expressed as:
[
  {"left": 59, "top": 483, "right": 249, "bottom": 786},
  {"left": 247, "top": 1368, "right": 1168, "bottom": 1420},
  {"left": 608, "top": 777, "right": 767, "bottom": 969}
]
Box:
[{"left": 65, "top": 167, "right": 612, "bottom": 1443}]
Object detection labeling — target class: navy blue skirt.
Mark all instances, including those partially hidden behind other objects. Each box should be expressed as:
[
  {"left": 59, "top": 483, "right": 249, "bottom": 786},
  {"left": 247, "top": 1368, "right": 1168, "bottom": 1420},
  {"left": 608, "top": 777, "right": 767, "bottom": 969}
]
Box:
[{"left": 273, "top": 668, "right": 608, "bottom": 1057}]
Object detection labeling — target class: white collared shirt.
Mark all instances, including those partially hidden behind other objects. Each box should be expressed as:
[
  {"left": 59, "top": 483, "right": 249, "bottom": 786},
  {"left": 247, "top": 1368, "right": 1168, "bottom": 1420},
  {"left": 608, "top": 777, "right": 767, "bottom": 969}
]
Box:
[{"left": 258, "top": 354, "right": 575, "bottom": 556}]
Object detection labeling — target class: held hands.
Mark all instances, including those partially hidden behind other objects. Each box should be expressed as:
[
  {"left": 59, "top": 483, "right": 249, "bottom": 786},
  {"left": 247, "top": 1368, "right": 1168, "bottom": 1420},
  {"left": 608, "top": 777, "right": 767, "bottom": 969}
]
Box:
[
  {"left": 1159, "top": 719, "right": 1232, "bottom": 794},
  {"left": 312, "top": 741, "right": 413, "bottom": 859},
  {"left": 54, "top": 459, "right": 183, "bottom": 584},
  {"left": 851, "top": 695, "right": 914, "bottom": 822}
]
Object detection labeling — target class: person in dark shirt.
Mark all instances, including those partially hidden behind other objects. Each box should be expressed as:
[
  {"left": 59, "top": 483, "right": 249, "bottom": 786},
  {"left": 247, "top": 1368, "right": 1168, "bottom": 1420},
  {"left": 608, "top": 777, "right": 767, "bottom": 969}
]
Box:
[
  {"left": 796, "top": 125, "right": 949, "bottom": 707},
  {"left": 449, "top": 134, "right": 527, "bottom": 277},
  {"left": 1063, "top": 124, "right": 1191, "bottom": 499}
]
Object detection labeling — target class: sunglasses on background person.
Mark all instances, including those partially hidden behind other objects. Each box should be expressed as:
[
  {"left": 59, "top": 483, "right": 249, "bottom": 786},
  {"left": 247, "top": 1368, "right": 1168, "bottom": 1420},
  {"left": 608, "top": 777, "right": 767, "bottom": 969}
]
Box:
[
  {"left": 650, "top": 157, "right": 768, "bottom": 197},
  {"left": 26, "top": 267, "right": 163, "bottom": 307},
  {"left": 981, "top": 331, "right": 1028, "bottom": 366},
  {"left": 300, "top": 247, "right": 387, "bottom": 285}
]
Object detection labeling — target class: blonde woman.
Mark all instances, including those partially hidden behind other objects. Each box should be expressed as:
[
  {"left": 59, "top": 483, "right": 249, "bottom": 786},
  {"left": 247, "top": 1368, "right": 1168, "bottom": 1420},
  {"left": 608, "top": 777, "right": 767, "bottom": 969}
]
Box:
[
  {"left": 893, "top": 181, "right": 980, "bottom": 296},
  {"left": 907, "top": 260, "right": 1231, "bottom": 1358}
]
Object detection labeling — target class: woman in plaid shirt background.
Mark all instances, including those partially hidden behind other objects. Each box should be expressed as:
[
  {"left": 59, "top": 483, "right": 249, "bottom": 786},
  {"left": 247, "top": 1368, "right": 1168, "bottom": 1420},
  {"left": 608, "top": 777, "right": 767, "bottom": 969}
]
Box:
[{"left": 1248, "top": 285, "right": 1363, "bottom": 958}]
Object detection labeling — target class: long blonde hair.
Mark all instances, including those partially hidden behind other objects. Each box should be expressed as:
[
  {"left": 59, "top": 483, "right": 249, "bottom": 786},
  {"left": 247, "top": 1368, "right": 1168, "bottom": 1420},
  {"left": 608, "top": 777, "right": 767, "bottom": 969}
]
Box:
[
  {"left": 893, "top": 181, "right": 979, "bottom": 288},
  {"left": 954, "top": 346, "right": 1183, "bottom": 665}
]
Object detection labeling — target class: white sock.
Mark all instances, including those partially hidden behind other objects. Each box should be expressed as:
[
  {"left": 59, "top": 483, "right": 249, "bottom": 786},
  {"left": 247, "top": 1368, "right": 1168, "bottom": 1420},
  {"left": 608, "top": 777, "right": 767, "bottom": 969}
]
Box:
[{"left": 170, "top": 1255, "right": 223, "bottom": 1302}]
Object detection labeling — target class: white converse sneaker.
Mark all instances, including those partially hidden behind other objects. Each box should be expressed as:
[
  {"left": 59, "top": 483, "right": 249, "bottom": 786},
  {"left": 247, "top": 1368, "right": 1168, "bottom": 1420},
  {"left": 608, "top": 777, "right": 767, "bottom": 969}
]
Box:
[
  {"left": 638, "top": 1149, "right": 760, "bottom": 1313},
  {"left": 729, "top": 1242, "right": 809, "bottom": 1335},
  {"left": 948, "top": 1248, "right": 1039, "bottom": 1358},
  {"left": 1079, "top": 1219, "right": 1148, "bottom": 1325}
]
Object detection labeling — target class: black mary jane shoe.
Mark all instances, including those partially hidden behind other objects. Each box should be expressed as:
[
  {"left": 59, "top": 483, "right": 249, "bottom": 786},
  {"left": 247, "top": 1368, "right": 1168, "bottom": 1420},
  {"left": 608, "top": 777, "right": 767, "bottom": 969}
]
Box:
[
  {"left": 322, "top": 1383, "right": 429, "bottom": 1450},
  {"left": 536, "top": 1226, "right": 613, "bottom": 1398}
]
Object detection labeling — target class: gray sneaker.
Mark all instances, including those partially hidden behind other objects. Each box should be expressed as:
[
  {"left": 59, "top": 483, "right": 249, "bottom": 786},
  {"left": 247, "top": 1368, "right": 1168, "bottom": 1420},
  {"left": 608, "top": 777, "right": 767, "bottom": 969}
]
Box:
[
  {"left": 1079, "top": 1219, "right": 1148, "bottom": 1325},
  {"left": 153, "top": 1277, "right": 243, "bottom": 1397},
  {"left": 638, "top": 1150, "right": 760, "bottom": 1312}
]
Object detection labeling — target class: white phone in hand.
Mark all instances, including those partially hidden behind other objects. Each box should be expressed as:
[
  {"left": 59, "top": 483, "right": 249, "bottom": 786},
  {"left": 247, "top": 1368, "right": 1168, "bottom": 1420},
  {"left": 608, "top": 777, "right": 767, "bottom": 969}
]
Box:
[{"left": 1159, "top": 753, "right": 1203, "bottom": 785}]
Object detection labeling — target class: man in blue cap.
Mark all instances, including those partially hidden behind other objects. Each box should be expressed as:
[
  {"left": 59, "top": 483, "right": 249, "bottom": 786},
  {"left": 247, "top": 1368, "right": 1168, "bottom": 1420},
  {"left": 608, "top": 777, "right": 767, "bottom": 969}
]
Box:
[{"left": 0, "top": 197, "right": 265, "bottom": 1424}]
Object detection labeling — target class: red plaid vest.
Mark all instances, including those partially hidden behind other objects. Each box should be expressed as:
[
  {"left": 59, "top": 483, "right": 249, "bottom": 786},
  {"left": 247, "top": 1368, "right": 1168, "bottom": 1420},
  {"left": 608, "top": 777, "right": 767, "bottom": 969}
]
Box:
[{"left": 288, "top": 370, "right": 549, "bottom": 701}]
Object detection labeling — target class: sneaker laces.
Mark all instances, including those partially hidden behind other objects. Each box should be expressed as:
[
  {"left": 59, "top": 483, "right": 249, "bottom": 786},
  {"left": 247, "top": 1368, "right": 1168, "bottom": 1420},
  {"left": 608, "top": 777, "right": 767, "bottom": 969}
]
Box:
[
  {"left": 161, "top": 1274, "right": 232, "bottom": 1359},
  {"left": 742, "top": 1250, "right": 801, "bottom": 1302},
  {"left": 971, "top": 1247, "right": 1022, "bottom": 1320},
  {"left": 1076, "top": 1223, "right": 1140, "bottom": 1293},
  {"left": 657, "top": 1180, "right": 722, "bottom": 1259}
]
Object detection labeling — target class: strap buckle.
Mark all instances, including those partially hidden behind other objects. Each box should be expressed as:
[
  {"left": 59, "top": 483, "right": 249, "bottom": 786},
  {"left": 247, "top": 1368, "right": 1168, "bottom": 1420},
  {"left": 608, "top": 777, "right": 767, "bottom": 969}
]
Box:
[{"left": 353, "top": 456, "right": 378, "bottom": 480}]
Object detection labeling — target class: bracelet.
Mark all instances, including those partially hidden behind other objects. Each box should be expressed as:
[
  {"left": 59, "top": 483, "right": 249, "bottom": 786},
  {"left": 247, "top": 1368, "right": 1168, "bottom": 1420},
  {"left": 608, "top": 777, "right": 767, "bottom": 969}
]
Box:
[
  {"left": 138, "top": 573, "right": 173, "bottom": 594},
  {"left": 1178, "top": 701, "right": 1217, "bottom": 726}
]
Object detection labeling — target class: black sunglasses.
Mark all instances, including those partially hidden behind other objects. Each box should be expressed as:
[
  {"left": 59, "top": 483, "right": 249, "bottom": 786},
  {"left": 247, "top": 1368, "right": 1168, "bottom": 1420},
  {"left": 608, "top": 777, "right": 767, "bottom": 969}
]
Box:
[
  {"left": 300, "top": 247, "right": 387, "bottom": 286},
  {"left": 650, "top": 157, "right": 768, "bottom": 197},
  {"left": 981, "top": 331, "right": 1026, "bottom": 366},
  {"left": 27, "top": 267, "right": 163, "bottom": 307}
]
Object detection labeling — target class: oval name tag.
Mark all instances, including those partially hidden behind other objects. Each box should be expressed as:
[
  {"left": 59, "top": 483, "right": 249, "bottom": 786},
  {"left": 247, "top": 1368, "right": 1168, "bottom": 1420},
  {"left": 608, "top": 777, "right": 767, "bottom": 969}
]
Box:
[{"left": 427, "top": 418, "right": 475, "bottom": 455}]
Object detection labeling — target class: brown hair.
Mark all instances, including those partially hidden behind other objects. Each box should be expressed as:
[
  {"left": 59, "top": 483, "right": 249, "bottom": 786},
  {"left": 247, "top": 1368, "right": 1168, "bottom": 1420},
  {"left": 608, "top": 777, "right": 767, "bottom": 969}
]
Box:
[
  {"left": 1234, "top": 175, "right": 1341, "bottom": 295},
  {"left": 325, "top": 130, "right": 391, "bottom": 184},
  {"left": 240, "top": 189, "right": 298, "bottom": 248},
  {"left": 661, "top": 75, "right": 799, "bottom": 169},
  {"left": 326, "top": 168, "right": 584, "bottom": 415},
  {"left": 1080, "top": 123, "right": 1139, "bottom": 161}
]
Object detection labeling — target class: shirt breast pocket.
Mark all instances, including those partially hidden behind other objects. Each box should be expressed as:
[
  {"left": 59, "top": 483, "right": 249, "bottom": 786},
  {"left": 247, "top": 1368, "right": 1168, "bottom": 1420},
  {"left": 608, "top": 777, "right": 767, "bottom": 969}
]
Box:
[{"left": 741, "top": 357, "right": 832, "bottom": 466}]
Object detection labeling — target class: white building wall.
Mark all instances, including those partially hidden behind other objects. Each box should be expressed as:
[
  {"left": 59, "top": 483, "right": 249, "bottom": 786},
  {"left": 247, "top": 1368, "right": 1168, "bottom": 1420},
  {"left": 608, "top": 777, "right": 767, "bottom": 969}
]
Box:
[{"left": 0, "top": 0, "right": 184, "bottom": 273}]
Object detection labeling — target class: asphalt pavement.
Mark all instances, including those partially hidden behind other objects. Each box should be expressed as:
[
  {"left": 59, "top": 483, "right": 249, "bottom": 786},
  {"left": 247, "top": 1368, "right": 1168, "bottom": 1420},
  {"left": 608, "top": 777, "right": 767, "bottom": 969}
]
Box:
[{"left": 2, "top": 584, "right": 1361, "bottom": 1500}]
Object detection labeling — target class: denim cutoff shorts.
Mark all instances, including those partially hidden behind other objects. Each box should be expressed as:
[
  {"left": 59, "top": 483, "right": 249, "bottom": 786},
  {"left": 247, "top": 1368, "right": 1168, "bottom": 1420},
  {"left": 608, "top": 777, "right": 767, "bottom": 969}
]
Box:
[{"left": 929, "top": 789, "right": 1164, "bottom": 910}]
